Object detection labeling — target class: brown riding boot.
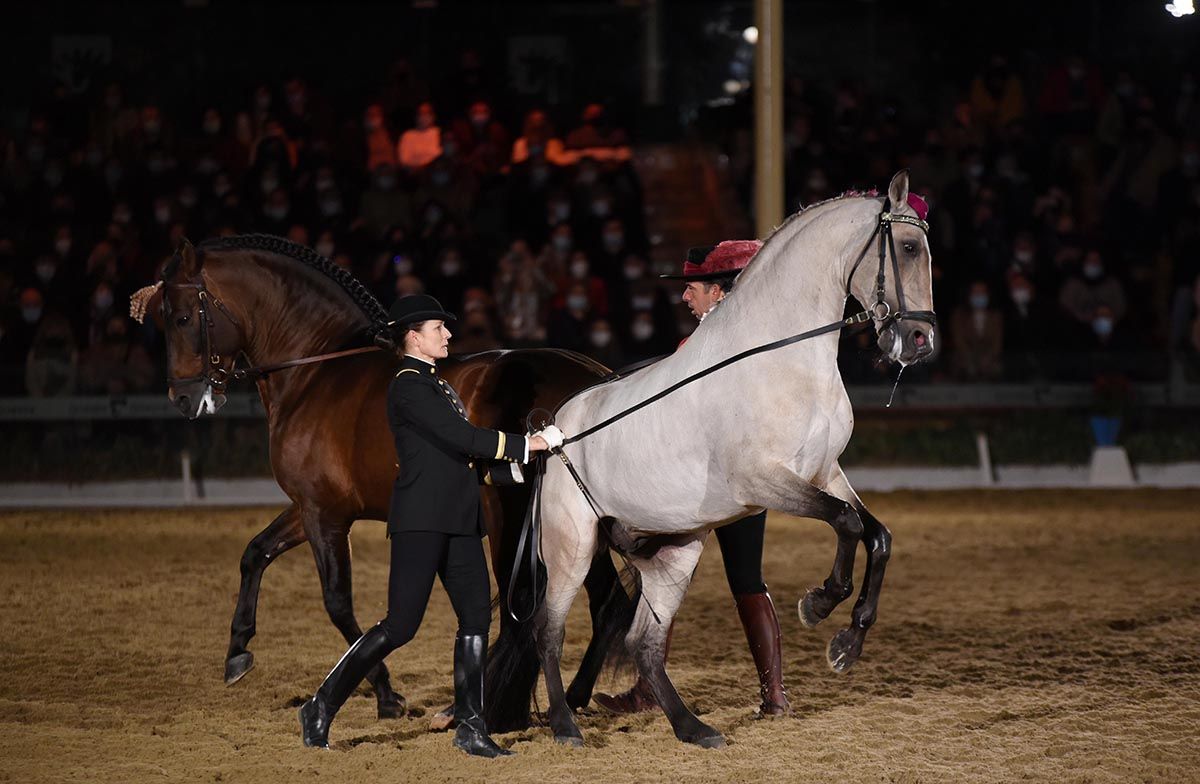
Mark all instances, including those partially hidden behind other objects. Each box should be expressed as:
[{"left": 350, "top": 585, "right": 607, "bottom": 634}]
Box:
[
  {"left": 734, "top": 591, "right": 790, "bottom": 716},
  {"left": 592, "top": 622, "right": 674, "bottom": 714}
]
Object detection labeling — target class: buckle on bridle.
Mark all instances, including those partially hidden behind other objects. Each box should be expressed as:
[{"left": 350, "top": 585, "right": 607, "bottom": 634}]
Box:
[{"left": 871, "top": 300, "right": 892, "bottom": 321}]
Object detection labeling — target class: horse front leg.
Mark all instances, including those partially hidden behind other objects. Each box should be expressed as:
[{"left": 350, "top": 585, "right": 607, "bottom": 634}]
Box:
[
  {"left": 305, "top": 518, "right": 406, "bottom": 719},
  {"left": 796, "top": 490, "right": 864, "bottom": 629},
  {"left": 629, "top": 535, "right": 724, "bottom": 747},
  {"left": 225, "top": 503, "right": 306, "bottom": 685},
  {"left": 817, "top": 468, "right": 891, "bottom": 673}
]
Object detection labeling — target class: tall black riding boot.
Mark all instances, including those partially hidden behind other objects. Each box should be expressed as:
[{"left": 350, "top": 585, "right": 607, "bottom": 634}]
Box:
[
  {"left": 452, "top": 633, "right": 514, "bottom": 758},
  {"left": 299, "top": 623, "right": 395, "bottom": 748}
]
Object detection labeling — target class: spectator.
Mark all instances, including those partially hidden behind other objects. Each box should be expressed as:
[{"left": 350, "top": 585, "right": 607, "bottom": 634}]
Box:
[
  {"left": 949, "top": 280, "right": 1004, "bottom": 380},
  {"left": 363, "top": 104, "right": 397, "bottom": 172},
  {"left": 79, "top": 314, "right": 154, "bottom": 394},
  {"left": 564, "top": 103, "right": 632, "bottom": 165},
  {"left": 359, "top": 163, "right": 411, "bottom": 240},
  {"left": 1058, "top": 249, "right": 1127, "bottom": 343},
  {"left": 25, "top": 312, "right": 77, "bottom": 397},
  {"left": 397, "top": 102, "right": 442, "bottom": 172},
  {"left": 968, "top": 55, "right": 1027, "bottom": 138},
  {"left": 450, "top": 100, "right": 509, "bottom": 178},
  {"left": 547, "top": 282, "right": 593, "bottom": 352},
  {"left": 511, "top": 109, "right": 569, "bottom": 167},
  {"left": 583, "top": 317, "right": 623, "bottom": 369}
]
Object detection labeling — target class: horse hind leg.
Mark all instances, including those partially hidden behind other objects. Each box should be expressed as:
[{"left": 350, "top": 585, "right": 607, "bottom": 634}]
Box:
[
  {"left": 629, "top": 535, "right": 724, "bottom": 748},
  {"left": 796, "top": 489, "right": 864, "bottom": 630},
  {"left": 225, "top": 503, "right": 306, "bottom": 685},
  {"left": 306, "top": 519, "right": 406, "bottom": 719},
  {"left": 565, "top": 549, "right": 636, "bottom": 711}
]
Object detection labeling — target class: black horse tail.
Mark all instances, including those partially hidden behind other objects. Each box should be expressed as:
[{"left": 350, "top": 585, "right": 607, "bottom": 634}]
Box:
[{"left": 486, "top": 545, "right": 641, "bottom": 731}]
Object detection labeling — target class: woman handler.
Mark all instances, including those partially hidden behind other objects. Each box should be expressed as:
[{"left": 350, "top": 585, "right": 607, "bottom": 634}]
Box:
[{"left": 299, "top": 294, "right": 561, "bottom": 757}]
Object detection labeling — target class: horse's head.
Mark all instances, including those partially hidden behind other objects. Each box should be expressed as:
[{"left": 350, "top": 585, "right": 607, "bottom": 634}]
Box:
[
  {"left": 157, "top": 240, "right": 245, "bottom": 418},
  {"left": 849, "top": 170, "right": 937, "bottom": 366}
]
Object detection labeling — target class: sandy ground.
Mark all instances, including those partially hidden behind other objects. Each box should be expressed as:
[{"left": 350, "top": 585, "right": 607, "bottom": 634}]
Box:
[{"left": 1, "top": 490, "right": 1198, "bottom": 783}]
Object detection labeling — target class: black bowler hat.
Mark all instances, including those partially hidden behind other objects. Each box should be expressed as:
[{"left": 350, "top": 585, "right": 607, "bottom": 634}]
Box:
[{"left": 386, "top": 294, "right": 457, "bottom": 329}]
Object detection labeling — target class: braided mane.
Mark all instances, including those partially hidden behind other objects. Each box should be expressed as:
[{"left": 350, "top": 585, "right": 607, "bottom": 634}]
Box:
[{"left": 193, "top": 234, "right": 390, "bottom": 333}]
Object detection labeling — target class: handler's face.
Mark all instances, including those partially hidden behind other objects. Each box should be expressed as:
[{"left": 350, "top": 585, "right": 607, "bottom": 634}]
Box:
[
  {"left": 682, "top": 281, "right": 723, "bottom": 320},
  {"left": 410, "top": 320, "right": 452, "bottom": 360}
]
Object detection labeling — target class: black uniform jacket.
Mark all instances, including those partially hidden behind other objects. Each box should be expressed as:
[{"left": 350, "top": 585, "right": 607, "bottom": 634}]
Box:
[{"left": 387, "top": 354, "right": 527, "bottom": 536}]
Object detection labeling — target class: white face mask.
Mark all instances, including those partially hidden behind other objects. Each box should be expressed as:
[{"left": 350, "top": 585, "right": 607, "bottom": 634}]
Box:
[
  {"left": 590, "top": 329, "right": 612, "bottom": 348},
  {"left": 316, "top": 241, "right": 335, "bottom": 258},
  {"left": 93, "top": 290, "right": 114, "bottom": 311},
  {"left": 440, "top": 261, "right": 461, "bottom": 277},
  {"left": 1092, "top": 316, "right": 1113, "bottom": 337},
  {"left": 631, "top": 321, "right": 654, "bottom": 341},
  {"left": 54, "top": 238, "right": 72, "bottom": 257},
  {"left": 969, "top": 293, "right": 989, "bottom": 310},
  {"left": 1011, "top": 287, "right": 1032, "bottom": 306},
  {"left": 1083, "top": 263, "right": 1103, "bottom": 280},
  {"left": 22, "top": 307, "right": 43, "bottom": 324},
  {"left": 570, "top": 261, "right": 589, "bottom": 279},
  {"left": 155, "top": 206, "right": 172, "bottom": 224},
  {"left": 567, "top": 295, "right": 588, "bottom": 311},
  {"left": 393, "top": 256, "right": 414, "bottom": 275},
  {"left": 631, "top": 294, "right": 654, "bottom": 311},
  {"left": 36, "top": 261, "right": 57, "bottom": 282}
]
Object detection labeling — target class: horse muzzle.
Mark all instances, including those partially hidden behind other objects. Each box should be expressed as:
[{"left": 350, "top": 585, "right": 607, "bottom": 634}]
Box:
[
  {"left": 169, "top": 379, "right": 227, "bottom": 419},
  {"left": 878, "top": 320, "right": 936, "bottom": 366}
]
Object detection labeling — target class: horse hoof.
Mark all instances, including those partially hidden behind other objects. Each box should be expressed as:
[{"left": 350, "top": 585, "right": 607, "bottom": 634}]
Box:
[
  {"left": 428, "top": 704, "right": 455, "bottom": 732},
  {"left": 377, "top": 695, "right": 407, "bottom": 719},
  {"left": 825, "top": 629, "right": 862, "bottom": 674},
  {"left": 554, "top": 734, "right": 584, "bottom": 748},
  {"left": 689, "top": 733, "right": 727, "bottom": 749},
  {"left": 798, "top": 588, "right": 825, "bottom": 629},
  {"left": 224, "top": 652, "right": 255, "bottom": 686}
]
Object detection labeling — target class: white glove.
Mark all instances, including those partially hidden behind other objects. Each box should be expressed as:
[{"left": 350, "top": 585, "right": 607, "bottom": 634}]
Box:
[{"left": 536, "top": 425, "right": 565, "bottom": 449}]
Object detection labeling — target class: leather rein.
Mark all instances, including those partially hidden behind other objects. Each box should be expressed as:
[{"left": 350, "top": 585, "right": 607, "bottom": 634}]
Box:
[{"left": 164, "top": 277, "right": 381, "bottom": 393}]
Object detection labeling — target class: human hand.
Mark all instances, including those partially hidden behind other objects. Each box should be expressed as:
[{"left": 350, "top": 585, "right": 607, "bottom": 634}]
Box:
[
  {"left": 537, "top": 425, "right": 565, "bottom": 449},
  {"left": 528, "top": 435, "right": 550, "bottom": 452}
]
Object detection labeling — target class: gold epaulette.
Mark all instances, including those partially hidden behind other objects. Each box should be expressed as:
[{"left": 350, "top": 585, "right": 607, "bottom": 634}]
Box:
[{"left": 395, "top": 368, "right": 420, "bottom": 377}]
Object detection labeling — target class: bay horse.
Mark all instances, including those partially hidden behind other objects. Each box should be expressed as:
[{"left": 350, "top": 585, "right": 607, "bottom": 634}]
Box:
[
  {"left": 523, "top": 172, "right": 936, "bottom": 748},
  {"left": 139, "top": 234, "right": 629, "bottom": 727}
]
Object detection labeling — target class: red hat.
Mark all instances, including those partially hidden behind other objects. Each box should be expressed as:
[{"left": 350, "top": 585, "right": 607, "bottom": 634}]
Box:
[{"left": 659, "top": 239, "right": 763, "bottom": 281}]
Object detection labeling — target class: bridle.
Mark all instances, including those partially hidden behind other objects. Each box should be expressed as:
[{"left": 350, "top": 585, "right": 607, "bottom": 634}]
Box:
[
  {"left": 164, "top": 273, "right": 381, "bottom": 394},
  {"left": 846, "top": 196, "right": 937, "bottom": 333}
]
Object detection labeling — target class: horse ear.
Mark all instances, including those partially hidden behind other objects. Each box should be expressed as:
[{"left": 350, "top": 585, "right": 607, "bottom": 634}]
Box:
[
  {"left": 887, "top": 170, "right": 910, "bottom": 210},
  {"left": 176, "top": 238, "right": 201, "bottom": 277}
]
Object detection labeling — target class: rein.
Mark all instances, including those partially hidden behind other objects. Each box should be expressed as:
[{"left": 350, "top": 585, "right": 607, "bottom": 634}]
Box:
[
  {"left": 561, "top": 198, "right": 933, "bottom": 447},
  {"left": 164, "top": 276, "right": 383, "bottom": 392},
  {"left": 505, "top": 197, "right": 937, "bottom": 623}
]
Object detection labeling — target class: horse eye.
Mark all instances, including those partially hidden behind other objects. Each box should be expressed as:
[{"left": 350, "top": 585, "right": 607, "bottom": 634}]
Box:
[
  {"left": 903, "top": 241, "right": 917, "bottom": 255},
  {"left": 176, "top": 314, "right": 190, "bottom": 327}
]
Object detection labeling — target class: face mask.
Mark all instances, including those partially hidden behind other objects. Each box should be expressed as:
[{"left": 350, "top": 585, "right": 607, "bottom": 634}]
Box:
[
  {"left": 530, "top": 165, "right": 550, "bottom": 186},
  {"left": 590, "top": 329, "right": 612, "bottom": 347},
  {"left": 195, "top": 156, "right": 218, "bottom": 175},
  {"left": 260, "top": 176, "right": 278, "bottom": 193},
  {"left": 967, "top": 163, "right": 984, "bottom": 179},
  {"left": 1011, "top": 287, "right": 1032, "bottom": 306},
  {"left": 552, "top": 235, "right": 572, "bottom": 253},
  {"left": 316, "top": 241, "right": 335, "bottom": 258},
  {"left": 393, "top": 256, "right": 414, "bottom": 275},
  {"left": 632, "top": 294, "right": 654, "bottom": 311},
  {"left": 569, "top": 261, "right": 589, "bottom": 279},
  {"left": 1083, "top": 263, "right": 1103, "bottom": 280},
  {"left": 375, "top": 175, "right": 397, "bottom": 190},
  {"left": 1092, "top": 317, "right": 1113, "bottom": 337},
  {"left": 213, "top": 181, "right": 231, "bottom": 198},
  {"left": 424, "top": 206, "right": 443, "bottom": 224},
  {"left": 143, "top": 120, "right": 161, "bottom": 136},
  {"left": 591, "top": 200, "right": 611, "bottom": 217},
  {"left": 471, "top": 113, "right": 489, "bottom": 128},
  {"left": 147, "top": 157, "right": 167, "bottom": 174},
  {"left": 578, "top": 169, "right": 597, "bottom": 185},
  {"left": 631, "top": 321, "right": 654, "bottom": 341},
  {"left": 623, "top": 264, "right": 642, "bottom": 281},
  {"left": 93, "top": 290, "right": 114, "bottom": 311},
  {"left": 22, "top": 307, "right": 42, "bottom": 324},
  {"left": 1014, "top": 249, "right": 1034, "bottom": 265},
  {"left": 365, "top": 117, "right": 382, "bottom": 132},
  {"left": 550, "top": 204, "right": 570, "bottom": 223},
  {"left": 604, "top": 233, "right": 624, "bottom": 253},
  {"left": 44, "top": 168, "right": 64, "bottom": 188},
  {"left": 417, "top": 115, "right": 433, "bottom": 130},
  {"left": 319, "top": 199, "right": 342, "bottom": 217},
  {"left": 113, "top": 208, "right": 131, "bottom": 224},
  {"left": 256, "top": 93, "right": 271, "bottom": 110},
  {"left": 179, "top": 191, "right": 197, "bottom": 208},
  {"left": 54, "top": 238, "right": 72, "bottom": 257},
  {"left": 264, "top": 205, "right": 289, "bottom": 221},
  {"left": 203, "top": 119, "right": 221, "bottom": 135},
  {"left": 970, "top": 293, "right": 989, "bottom": 310},
  {"left": 567, "top": 294, "right": 588, "bottom": 311},
  {"left": 36, "top": 261, "right": 57, "bottom": 282},
  {"left": 431, "top": 171, "right": 451, "bottom": 188},
  {"left": 440, "top": 260, "right": 461, "bottom": 277},
  {"left": 316, "top": 175, "right": 335, "bottom": 192},
  {"left": 155, "top": 206, "right": 172, "bottom": 224},
  {"left": 85, "top": 149, "right": 104, "bottom": 168}
]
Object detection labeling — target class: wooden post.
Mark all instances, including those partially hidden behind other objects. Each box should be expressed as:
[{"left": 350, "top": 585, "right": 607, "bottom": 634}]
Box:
[{"left": 754, "top": 0, "right": 785, "bottom": 237}]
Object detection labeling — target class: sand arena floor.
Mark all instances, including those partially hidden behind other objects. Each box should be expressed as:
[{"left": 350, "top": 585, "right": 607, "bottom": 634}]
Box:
[{"left": 1, "top": 490, "right": 1198, "bottom": 783}]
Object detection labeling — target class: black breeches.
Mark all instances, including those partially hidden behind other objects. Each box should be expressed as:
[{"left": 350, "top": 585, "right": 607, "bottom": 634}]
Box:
[
  {"left": 715, "top": 510, "right": 768, "bottom": 595},
  {"left": 379, "top": 531, "right": 492, "bottom": 647}
]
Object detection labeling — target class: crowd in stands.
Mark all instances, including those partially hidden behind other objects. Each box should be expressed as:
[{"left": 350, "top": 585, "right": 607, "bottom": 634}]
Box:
[{"left": 2, "top": 48, "right": 1199, "bottom": 401}]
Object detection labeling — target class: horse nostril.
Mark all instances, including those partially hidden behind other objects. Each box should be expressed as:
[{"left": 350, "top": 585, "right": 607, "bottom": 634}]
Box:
[
  {"left": 913, "top": 330, "right": 926, "bottom": 348},
  {"left": 177, "top": 395, "right": 190, "bottom": 411}
]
